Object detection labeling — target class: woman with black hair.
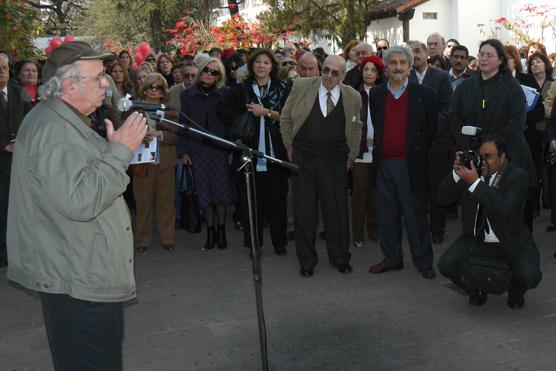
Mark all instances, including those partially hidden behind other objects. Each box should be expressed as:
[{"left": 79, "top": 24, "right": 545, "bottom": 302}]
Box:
[{"left": 217, "top": 48, "right": 292, "bottom": 256}]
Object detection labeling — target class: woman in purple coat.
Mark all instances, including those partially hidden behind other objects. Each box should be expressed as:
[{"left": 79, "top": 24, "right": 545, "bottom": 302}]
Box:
[{"left": 178, "top": 57, "right": 235, "bottom": 250}]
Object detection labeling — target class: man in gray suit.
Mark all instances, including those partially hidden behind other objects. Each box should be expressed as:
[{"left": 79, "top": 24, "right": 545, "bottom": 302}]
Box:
[
  {"left": 281, "top": 55, "right": 362, "bottom": 277},
  {"left": 0, "top": 52, "right": 32, "bottom": 267}
]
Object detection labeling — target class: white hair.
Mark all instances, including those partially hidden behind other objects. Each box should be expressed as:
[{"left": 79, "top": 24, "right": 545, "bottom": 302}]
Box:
[
  {"left": 193, "top": 53, "right": 210, "bottom": 68},
  {"left": 382, "top": 46, "right": 414, "bottom": 68},
  {"left": 39, "top": 61, "right": 82, "bottom": 100}
]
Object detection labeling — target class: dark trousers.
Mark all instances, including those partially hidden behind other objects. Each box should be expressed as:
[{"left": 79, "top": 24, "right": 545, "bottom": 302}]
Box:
[
  {"left": 351, "top": 162, "right": 376, "bottom": 242},
  {"left": 438, "top": 236, "right": 542, "bottom": 296},
  {"left": 292, "top": 153, "right": 350, "bottom": 267},
  {"left": 40, "top": 293, "right": 124, "bottom": 371},
  {"left": 375, "top": 159, "right": 433, "bottom": 269},
  {"left": 428, "top": 152, "right": 452, "bottom": 235},
  {"left": 237, "top": 164, "right": 288, "bottom": 250},
  {"left": 0, "top": 178, "right": 8, "bottom": 258}
]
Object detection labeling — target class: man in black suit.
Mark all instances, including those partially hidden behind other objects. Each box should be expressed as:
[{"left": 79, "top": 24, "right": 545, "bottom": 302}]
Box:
[
  {"left": 368, "top": 46, "right": 438, "bottom": 279},
  {"left": 342, "top": 42, "right": 374, "bottom": 89},
  {"left": 437, "top": 135, "right": 542, "bottom": 308},
  {"left": 0, "top": 52, "right": 32, "bottom": 267},
  {"left": 408, "top": 40, "right": 453, "bottom": 245}
]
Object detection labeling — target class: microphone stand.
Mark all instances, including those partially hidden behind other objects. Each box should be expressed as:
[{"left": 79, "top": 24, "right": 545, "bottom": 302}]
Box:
[{"left": 150, "top": 113, "right": 298, "bottom": 371}]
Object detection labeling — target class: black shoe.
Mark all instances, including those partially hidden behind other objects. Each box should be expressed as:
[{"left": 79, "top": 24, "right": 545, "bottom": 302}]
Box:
[
  {"left": 431, "top": 233, "right": 444, "bottom": 245},
  {"left": 468, "top": 291, "right": 488, "bottom": 306},
  {"left": 216, "top": 225, "right": 228, "bottom": 249},
  {"left": 204, "top": 226, "right": 215, "bottom": 250},
  {"left": 234, "top": 221, "right": 244, "bottom": 231},
  {"left": 507, "top": 293, "right": 525, "bottom": 309},
  {"left": 287, "top": 230, "right": 295, "bottom": 241},
  {"left": 337, "top": 263, "right": 353, "bottom": 274},
  {"left": 0, "top": 256, "right": 7, "bottom": 267},
  {"left": 274, "top": 246, "right": 287, "bottom": 256},
  {"left": 319, "top": 230, "right": 326, "bottom": 240},
  {"left": 300, "top": 266, "right": 314, "bottom": 277}
]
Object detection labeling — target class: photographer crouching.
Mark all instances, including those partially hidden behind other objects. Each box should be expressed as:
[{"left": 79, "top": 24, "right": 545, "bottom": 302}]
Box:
[{"left": 437, "top": 134, "right": 542, "bottom": 308}]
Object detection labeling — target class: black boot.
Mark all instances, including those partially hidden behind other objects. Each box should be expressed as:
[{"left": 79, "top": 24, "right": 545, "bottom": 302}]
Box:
[
  {"left": 216, "top": 224, "right": 228, "bottom": 249},
  {"left": 204, "top": 226, "right": 215, "bottom": 250}
]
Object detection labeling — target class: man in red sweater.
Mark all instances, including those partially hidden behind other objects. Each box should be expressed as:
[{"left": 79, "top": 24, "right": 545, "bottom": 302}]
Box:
[{"left": 367, "top": 46, "right": 439, "bottom": 279}]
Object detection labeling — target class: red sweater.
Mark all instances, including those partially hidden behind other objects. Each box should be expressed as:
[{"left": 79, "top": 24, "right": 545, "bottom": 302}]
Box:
[{"left": 381, "top": 87, "right": 409, "bottom": 159}]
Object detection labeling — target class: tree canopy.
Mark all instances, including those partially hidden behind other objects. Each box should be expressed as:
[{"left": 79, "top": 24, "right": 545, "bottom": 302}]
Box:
[{"left": 260, "top": 0, "right": 376, "bottom": 48}]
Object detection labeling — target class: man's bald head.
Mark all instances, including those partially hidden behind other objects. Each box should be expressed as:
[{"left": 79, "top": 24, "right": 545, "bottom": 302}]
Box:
[
  {"left": 353, "top": 42, "right": 374, "bottom": 64},
  {"left": 297, "top": 52, "right": 319, "bottom": 77},
  {"left": 321, "top": 55, "right": 345, "bottom": 91}
]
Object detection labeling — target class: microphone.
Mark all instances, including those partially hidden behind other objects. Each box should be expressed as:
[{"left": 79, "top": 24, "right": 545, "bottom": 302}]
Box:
[
  {"left": 461, "top": 126, "right": 481, "bottom": 136},
  {"left": 116, "top": 95, "right": 172, "bottom": 112}
]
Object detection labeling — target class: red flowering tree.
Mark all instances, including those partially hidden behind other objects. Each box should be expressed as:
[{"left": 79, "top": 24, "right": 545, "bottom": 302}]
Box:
[{"left": 168, "top": 13, "right": 293, "bottom": 57}]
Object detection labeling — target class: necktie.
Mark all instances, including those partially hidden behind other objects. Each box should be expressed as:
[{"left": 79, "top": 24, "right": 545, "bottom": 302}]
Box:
[
  {"left": 0, "top": 91, "right": 7, "bottom": 112},
  {"left": 474, "top": 176, "right": 491, "bottom": 239},
  {"left": 326, "top": 91, "right": 334, "bottom": 115}
]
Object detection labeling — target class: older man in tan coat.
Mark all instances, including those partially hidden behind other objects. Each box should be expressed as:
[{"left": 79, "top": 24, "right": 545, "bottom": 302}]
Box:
[{"left": 280, "top": 55, "right": 362, "bottom": 277}]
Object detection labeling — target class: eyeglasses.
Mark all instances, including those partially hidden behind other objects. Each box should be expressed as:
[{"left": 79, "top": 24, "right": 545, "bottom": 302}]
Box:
[
  {"left": 377, "top": 47, "right": 388, "bottom": 51},
  {"left": 202, "top": 67, "right": 221, "bottom": 76},
  {"left": 321, "top": 66, "right": 341, "bottom": 78},
  {"left": 183, "top": 73, "right": 196, "bottom": 79},
  {"left": 355, "top": 51, "right": 368, "bottom": 56},
  {"left": 148, "top": 83, "right": 163, "bottom": 91},
  {"left": 427, "top": 42, "right": 441, "bottom": 47},
  {"left": 76, "top": 72, "right": 107, "bottom": 88},
  {"left": 282, "top": 60, "right": 297, "bottom": 67}
]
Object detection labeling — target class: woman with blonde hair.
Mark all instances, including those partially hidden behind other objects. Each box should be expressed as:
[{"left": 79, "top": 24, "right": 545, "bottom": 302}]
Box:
[
  {"left": 133, "top": 72, "right": 178, "bottom": 252},
  {"left": 178, "top": 58, "right": 236, "bottom": 249}
]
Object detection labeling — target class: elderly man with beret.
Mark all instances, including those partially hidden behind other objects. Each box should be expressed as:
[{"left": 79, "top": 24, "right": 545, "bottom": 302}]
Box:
[{"left": 7, "top": 41, "right": 147, "bottom": 370}]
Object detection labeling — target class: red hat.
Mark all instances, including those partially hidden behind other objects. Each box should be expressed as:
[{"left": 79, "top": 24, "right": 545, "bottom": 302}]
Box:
[
  {"left": 359, "top": 55, "right": 385, "bottom": 76},
  {"left": 221, "top": 47, "right": 236, "bottom": 61}
]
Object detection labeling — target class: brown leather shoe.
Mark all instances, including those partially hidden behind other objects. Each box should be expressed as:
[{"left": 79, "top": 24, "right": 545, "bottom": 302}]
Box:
[
  {"left": 420, "top": 268, "right": 436, "bottom": 279},
  {"left": 369, "top": 261, "right": 403, "bottom": 273},
  {"left": 163, "top": 244, "right": 175, "bottom": 251}
]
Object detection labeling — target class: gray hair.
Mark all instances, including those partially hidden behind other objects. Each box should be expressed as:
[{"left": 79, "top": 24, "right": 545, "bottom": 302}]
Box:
[
  {"left": 39, "top": 61, "right": 82, "bottom": 100},
  {"left": 382, "top": 46, "right": 414, "bottom": 68},
  {"left": 427, "top": 32, "right": 446, "bottom": 46},
  {"left": 407, "top": 40, "right": 427, "bottom": 52},
  {"left": 0, "top": 52, "right": 9, "bottom": 63},
  {"left": 193, "top": 53, "right": 210, "bottom": 67}
]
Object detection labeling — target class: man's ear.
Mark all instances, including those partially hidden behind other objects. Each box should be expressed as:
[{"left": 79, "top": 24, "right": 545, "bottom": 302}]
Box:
[{"left": 61, "top": 78, "right": 75, "bottom": 94}]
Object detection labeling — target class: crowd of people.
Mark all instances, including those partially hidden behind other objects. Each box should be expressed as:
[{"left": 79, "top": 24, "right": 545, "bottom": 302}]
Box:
[{"left": 1, "top": 32, "right": 556, "bottom": 369}]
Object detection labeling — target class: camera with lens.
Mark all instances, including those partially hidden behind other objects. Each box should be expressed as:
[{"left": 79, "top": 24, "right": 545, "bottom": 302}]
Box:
[{"left": 460, "top": 125, "right": 484, "bottom": 175}]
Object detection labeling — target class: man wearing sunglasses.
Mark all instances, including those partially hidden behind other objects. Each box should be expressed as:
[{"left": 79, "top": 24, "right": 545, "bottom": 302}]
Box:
[
  {"left": 6, "top": 41, "right": 147, "bottom": 370},
  {"left": 281, "top": 55, "right": 363, "bottom": 278},
  {"left": 166, "top": 62, "right": 198, "bottom": 120},
  {"left": 343, "top": 42, "right": 375, "bottom": 89}
]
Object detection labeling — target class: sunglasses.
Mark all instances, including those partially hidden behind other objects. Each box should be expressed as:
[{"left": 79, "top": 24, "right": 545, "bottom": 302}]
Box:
[
  {"left": 282, "top": 60, "right": 297, "bottom": 67},
  {"left": 202, "top": 67, "right": 221, "bottom": 76},
  {"left": 377, "top": 47, "right": 388, "bottom": 51},
  {"left": 149, "top": 83, "right": 163, "bottom": 91},
  {"left": 321, "top": 66, "right": 341, "bottom": 78}
]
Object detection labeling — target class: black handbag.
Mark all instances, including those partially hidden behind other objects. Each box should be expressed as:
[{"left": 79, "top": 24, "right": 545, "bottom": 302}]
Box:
[
  {"left": 229, "top": 84, "right": 257, "bottom": 144},
  {"left": 460, "top": 256, "right": 512, "bottom": 294},
  {"left": 180, "top": 165, "right": 202, "bottom": 233}
]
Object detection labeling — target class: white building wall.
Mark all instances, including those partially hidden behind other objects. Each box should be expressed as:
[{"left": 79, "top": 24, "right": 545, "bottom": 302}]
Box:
[{"left": 367, "top": 17, "right": 404, "bottom": 46}]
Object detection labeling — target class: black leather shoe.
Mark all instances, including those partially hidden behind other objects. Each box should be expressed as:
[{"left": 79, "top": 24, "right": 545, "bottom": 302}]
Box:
[
  {"left": 338, "top": 263, "right": 353, "bottom": 274},
  {"left": 431, "top": 233, "right": 444, "bottom": 244},
  {"left": 369, "top": 261, "right": 403, "bottom": 273},
  {"left": 300, "top": 266, "right": 314, "bottom": 277},
  {"left": 216, "top": 225, "right": 228, "bottom": 249},
  {"left": 274, "top": 246, "right": 287, "bottom": 256},
  {"left": 319, "top": 230, "right": 326, "bottom": 240},
  {"left": 287, "top": 230, "right": 295, "bottom": 241},
  {"left": 507, "top": 293, "right": 525, "bottom": 309},
  {"left": 204, "top": 226, "right": 215, "bottom": 250},
  {"left": 468, "top": 291, "right": 488, "bottom": 306},
  {"left": 234, "top": 221, "right": 244, "bottom": 231},
  {"left": 0, "top": 256, "right": 7, "bottom": 267}
]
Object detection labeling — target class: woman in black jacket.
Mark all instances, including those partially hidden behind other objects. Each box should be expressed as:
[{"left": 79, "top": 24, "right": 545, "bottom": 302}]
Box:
[{"left": 217, "top": 48, "right": 292, "bottom": 256}]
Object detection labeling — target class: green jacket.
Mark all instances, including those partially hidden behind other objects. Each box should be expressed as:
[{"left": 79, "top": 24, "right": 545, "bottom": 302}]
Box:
[{"left": 7, "top": 98, "right": 136, "bottom": 302}]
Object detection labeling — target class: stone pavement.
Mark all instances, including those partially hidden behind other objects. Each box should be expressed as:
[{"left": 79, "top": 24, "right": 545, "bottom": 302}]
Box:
[{"left": 1, "top": 210, "right": 555, "bottom": 371}]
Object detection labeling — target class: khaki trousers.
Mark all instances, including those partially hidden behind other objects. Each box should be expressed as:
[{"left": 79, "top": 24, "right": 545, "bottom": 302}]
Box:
[
  {"left": 351, "top": 162, "right": 376, "bottom": 242},
  {"left": 133, "top": 164, "right": 175, "bottom": 248}
]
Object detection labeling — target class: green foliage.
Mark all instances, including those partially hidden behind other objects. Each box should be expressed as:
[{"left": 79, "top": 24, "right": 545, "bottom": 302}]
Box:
[
  {"left": 0, "top": 1, "right": 43, "bottom": 59},
  {"left": 261, "top": 0, "right": 376, "bottom": 48},
  {"left": 76, "top": 0, "right": 220, "bottom": 52}
]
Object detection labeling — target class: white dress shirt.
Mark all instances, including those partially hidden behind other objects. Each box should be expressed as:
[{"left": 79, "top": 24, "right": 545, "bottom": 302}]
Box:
[{"left": 319, "top": 83, "right": 340, "bottom": 117}]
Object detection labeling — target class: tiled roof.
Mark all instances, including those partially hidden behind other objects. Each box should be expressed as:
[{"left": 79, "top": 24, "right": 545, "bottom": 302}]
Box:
[{"left": 368, "top": 0, "right": 430, "bottom": 20}]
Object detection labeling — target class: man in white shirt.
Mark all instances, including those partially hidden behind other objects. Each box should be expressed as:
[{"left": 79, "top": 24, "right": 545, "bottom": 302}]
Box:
[{"left": 437, "top": 135, "right": 542, "bottom": 309}]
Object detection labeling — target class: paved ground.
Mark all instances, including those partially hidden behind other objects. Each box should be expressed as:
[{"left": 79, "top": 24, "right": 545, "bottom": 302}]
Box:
[{"left": 1, "top": 209, "right": 555, "bottom": 371}]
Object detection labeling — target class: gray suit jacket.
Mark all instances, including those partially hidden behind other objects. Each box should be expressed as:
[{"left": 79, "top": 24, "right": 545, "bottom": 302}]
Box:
[{"left": 280, "top": 77, "right": 362, "bottom": 160}]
